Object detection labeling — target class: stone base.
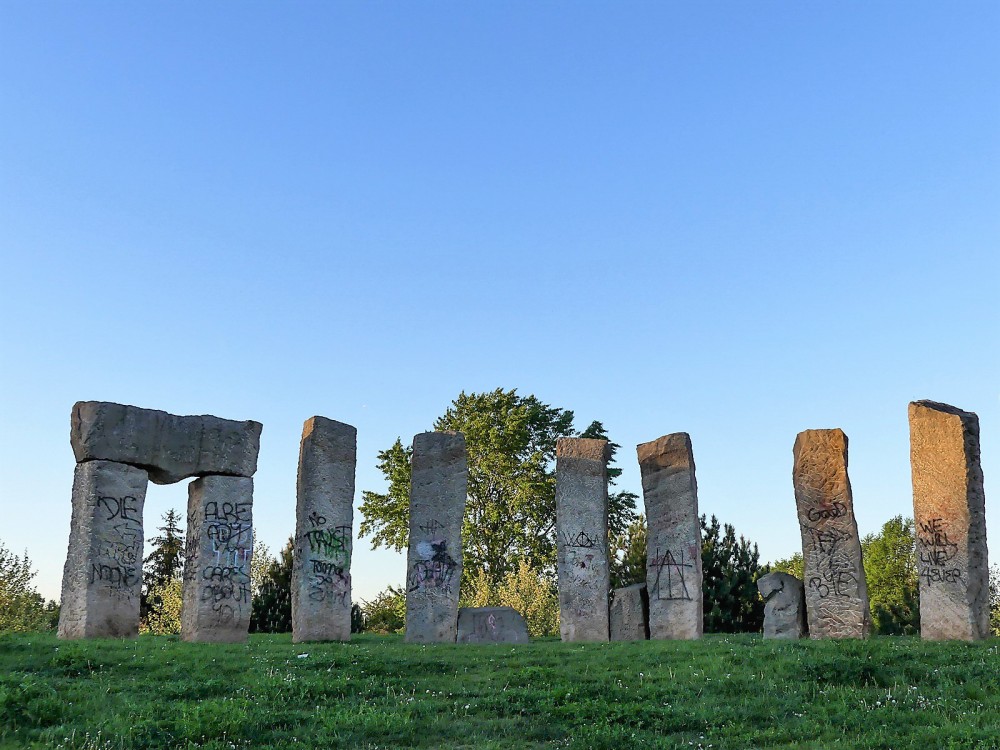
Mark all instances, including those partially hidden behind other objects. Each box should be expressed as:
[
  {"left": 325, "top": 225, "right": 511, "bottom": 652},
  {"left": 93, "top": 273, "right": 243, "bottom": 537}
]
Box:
[
  {"left": 610, "top": 583, "right": 649, "bottom": 641},
  {"left": 457, "top": 607, "right": 529, "bottom": 644},
  {"left": 757, "top": 572, "right": 807, "bottom": 640}
]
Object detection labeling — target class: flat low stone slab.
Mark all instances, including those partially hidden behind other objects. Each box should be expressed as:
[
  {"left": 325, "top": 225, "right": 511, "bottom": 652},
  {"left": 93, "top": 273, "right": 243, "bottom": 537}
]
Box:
[
  {"left": 71, "top": 401, "right": 262, "bottom": 485},
  {"left": 909, "top": 400, "right": 989, "bottom": 641},
  {"left": 610, "top": 583, "right": 649, "bottom": 641},
  {"left": 757, "top": 572, "right": 807, "bottom": 640},
  {"left": 457, "top": 607, "right": 529, "bottom": 644}
]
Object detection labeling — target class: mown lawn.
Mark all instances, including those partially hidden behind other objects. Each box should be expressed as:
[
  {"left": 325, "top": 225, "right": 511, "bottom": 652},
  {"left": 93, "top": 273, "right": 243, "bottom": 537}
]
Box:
[{"left": 1, "top": 632, "right": 998, "bottom": 749}]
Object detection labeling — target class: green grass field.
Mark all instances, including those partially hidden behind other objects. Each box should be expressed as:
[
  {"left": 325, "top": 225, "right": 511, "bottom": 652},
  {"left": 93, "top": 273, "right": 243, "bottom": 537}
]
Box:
[{"left": 1, "top": 632, "right": 998, "bottom": 749}]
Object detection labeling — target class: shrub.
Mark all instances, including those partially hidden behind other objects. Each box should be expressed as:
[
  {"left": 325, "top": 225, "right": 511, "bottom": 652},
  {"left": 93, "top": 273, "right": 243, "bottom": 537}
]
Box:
[{"left": 0, "top": 542, "right": 51, "bottom": 633}]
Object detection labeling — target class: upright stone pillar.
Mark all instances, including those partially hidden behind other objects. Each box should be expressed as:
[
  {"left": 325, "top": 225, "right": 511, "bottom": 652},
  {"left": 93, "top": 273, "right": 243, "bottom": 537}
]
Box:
[
  {"left": 181, "top": 475, "right": 254, "bottom": 643},
  {"left": 292, "top": 417, "right": 356, "bottom": 643},
  {"left": 405, "top": 431, "right": 467, "bottom": 643},
  {"left": 793, "top": 429, "right": 871, "bottom": 638},
  {"left": 909, "top": 400, "right": 989, "bottom": 641},
  {"left": 58, "top": 460, "right": 148, "bottom": 638},
  {"left": 555, "top": 437, "right": 610, "bottom": 642},
  {"left": 637, "top": 433, "right": 703, "bottom": 640}
]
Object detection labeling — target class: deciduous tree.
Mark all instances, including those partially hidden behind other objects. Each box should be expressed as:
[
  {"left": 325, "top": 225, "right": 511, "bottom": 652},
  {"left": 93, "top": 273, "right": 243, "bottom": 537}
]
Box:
[
  {"left": 0, "top": 542, "right": 51, "bottom": 633},
  {"left": 861, "top": 516, "right": 919, "bottom": 635},
  {"left": 359, "top": 388, "right": 636, "bottom": 595}
]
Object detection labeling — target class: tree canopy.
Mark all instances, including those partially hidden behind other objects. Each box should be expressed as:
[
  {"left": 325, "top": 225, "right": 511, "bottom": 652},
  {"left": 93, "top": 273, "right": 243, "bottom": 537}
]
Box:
[
  {"left": 359, "top": 388, "right": 637, "bottom": 593},
  {"left": 861, "top": 515, "right": 919, "bottom": 635},
  {"left": 0, "top": 541, "right": 53, "bottom": 633}
]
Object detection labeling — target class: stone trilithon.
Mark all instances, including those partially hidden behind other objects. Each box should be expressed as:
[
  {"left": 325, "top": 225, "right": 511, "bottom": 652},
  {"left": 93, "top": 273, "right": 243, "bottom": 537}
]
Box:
[{"left": 59, "top": 401, "right": 262, "bottom": 641}]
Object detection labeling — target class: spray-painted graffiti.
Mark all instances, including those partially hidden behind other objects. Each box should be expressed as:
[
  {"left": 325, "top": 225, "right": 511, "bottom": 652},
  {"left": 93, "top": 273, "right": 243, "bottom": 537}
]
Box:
[
  {"left": 198, "top": 501, "right": 253, "bottom": 624},
  {"left": 804, "top": 516, "right": 859, "bottom": 600},
  {"left": 90, "top": 495, "right": 143, "bottom": 600},
  {"left": 300, "top": 510, "right": 351, "bottom": 606},
  {"left": 917, "top": 517, "right": 962, "bottom": 586},
  {"left": 648, "top": 547, "right": 694, "bottom": 601},
  {"left": 407, "top": 539, "right": 458, "bottom": 593}
]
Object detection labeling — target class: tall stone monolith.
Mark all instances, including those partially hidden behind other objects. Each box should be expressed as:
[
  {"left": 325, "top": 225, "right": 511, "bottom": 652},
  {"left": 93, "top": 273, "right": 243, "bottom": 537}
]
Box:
[
  {"left": 909, "top": 400, "right": 989, "bottom": 641},
  {"left": 637, "top": 433, "right": 703, "bottom": 640},
  {"left": 793, "top": 429, "right": 871, "bottom": 639},
  {"left": 181, "top": 475, "right": 254, "bottom": 643},
  {"left": 58, "top": 460, "right": 149, "bottom": 639},
  {"left": 405, "top": 431, "right": 467, "bottom": 643},
  {"left": 291, "top": 417, "right": 356, "bottom": 643},
  {"left": 555, "top": 437, "right": 610, "bottom": 642}
]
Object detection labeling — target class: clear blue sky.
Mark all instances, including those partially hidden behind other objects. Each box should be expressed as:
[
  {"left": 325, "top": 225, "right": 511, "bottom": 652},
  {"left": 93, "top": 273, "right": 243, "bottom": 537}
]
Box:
[{"left": 1, "top": 3, "right": 997, "bottom": 603}]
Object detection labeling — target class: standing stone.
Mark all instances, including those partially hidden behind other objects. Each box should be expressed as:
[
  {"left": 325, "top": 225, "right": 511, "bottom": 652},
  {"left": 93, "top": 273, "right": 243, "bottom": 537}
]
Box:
[
  {"left": 757, "top": 572, "right": 808, "bottom": 640},
  {"left": 457, "top": 607, "right": 530, "bottom": 644},
  {"left": 58, "top": 460, "right": 148, "bottom": 639},
  {"left": 405, "top": 431, "right": 467, "bottom": 643},
  {"left": 637, "top": 433, "right": 703, "bottom": 640},
  {"left": 610, "top": 583, "right": 650, "bottom": 641},
  {"left": 181, "top": 475, "right": 254, "bottom": 643},
  {"left": 793, "top": 429, "right": 871, "bottom": 638},
  {"left": 556, "top": 437, "right": 611, "bottom": 642},
  {"left": 909, "top": 400, "right": 989, "bottom": 641},
  {"left": 291, "top": 417, "right": 356, "bottom": 643}
]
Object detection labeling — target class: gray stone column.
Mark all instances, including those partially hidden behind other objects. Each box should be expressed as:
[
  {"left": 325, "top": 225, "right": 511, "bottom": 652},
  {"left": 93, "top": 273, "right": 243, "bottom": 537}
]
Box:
[
  {"left": 292, "top": 417, "right": 356, "bottom": 643},
  {"left": 637, "top": 433, "right": 703, "bottom": 640},
  {"left": 793, "top": 428, "right": 871, "bottom": 638},
  {"left": 58, "top": 460, "right": 148, "bottom": 639},
  {"left": 555, "top": 437, "right": 610, "bottom": 642},
  {"left": 405, "top": 431, "right": 467, "bottom": 643},
  {"left": 181, "top": 475, "right": 254, "bottom": 643},
  {"left": 909, "top": 400, "right": 989, "bottom": 641}
]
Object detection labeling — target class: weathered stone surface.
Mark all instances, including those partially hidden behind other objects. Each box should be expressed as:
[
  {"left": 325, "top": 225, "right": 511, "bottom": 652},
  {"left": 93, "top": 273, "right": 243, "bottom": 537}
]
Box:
[
  {"left": 405, "top": 431, "right": 467, "bottom": 643},
  {"left": 556, "top": 437, "right": 611, "bottom": 642},
  {"left": 793, "top": 428, "right": 871, "bottom": 639},
  {"left": 181, "top": 475, "right": 254, "bottom": 643},
  {"left": 58, "top": 460, "right": 148, "bottom": 639},
  {"left": 610, "top": 583, "right": 649, "bottom": 641},
  {"left": 71, "top": 401, "right": 262, "bottom": 485},
  {"left": 637, "top": 433, "right": 703, "bottom": 640},
  {"left": 909, "top": 400, "right": 989, "bottom": 641},
  {"left": 757, "top": 572, "right": 808, "bottom": 640},
  {"left": 292, "top": 417, "right": 356, "bottom": 643},
  {"left": 457, "top": 607, "right": 530, "bottom": 644}
]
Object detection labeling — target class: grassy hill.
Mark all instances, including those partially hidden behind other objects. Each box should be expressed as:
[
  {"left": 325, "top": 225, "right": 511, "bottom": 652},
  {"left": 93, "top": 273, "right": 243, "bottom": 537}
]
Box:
[{"left": 1, "top": 632, "right": 998, "bottom": 749}]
